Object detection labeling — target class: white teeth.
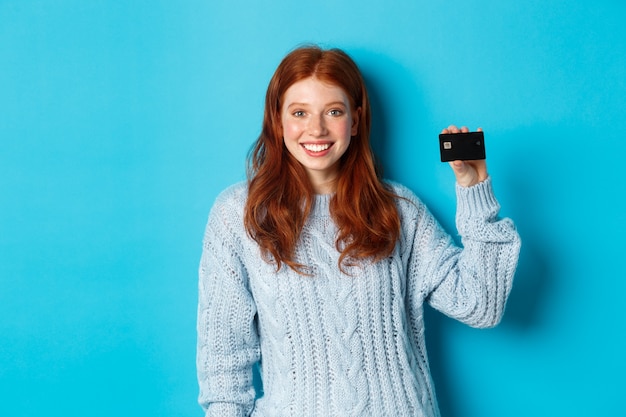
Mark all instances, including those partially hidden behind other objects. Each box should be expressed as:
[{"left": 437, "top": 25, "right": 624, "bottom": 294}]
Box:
[{"left": 303, "top": 143, "right": 331, "bottom": 152}]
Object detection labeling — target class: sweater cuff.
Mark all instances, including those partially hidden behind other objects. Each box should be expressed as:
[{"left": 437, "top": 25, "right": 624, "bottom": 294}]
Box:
[
  {"left": 205, "top": 402, "right": 250, "bottom": 417},
  {"left": 455, "top": 176, "right": 500, "bottom": 223}
]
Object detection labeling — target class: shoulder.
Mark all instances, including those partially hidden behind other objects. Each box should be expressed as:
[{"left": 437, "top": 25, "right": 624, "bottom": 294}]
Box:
[
  {"left": 207, "top": 181, "right": 248, "bottom": 222},
  {"left": 384, "top": 180, "right": 426, "bottom": 216},
  {"left": 213, "top": 181, "right": 248, "bottom": 207},
  {"left": 385, "top": 180, "right": 416, "bottom": 199},
  {"left": 203, "top": 181, "right": 249, "bottom": 245}
]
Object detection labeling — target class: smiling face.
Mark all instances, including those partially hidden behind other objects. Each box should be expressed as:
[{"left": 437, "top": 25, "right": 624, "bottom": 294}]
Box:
[{"left": 280, "top": 76, "right": 360, "bottom": 194}]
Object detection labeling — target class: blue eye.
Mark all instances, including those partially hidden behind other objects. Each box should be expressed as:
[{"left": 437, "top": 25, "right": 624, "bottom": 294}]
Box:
[
  {"left": 293, "top": 110, "right": 305, "bottom": 117},
  {"left": 329, "top": 109, "right": 344, "bottom": 116}
]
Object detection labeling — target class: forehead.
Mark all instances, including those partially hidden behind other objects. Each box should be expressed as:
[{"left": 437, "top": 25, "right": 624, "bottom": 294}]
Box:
[{"left": 282, "top": 77, "right": 350, "bottom": 104}]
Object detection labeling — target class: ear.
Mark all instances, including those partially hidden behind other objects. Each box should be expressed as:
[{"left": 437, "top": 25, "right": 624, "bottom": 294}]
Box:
[{"left": 351, "top": 107, "right": 361, "bottom": 136}]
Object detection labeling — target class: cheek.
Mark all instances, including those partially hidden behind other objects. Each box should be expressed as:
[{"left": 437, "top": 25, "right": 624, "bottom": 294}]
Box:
[
  {"left": 282, "top": 120, "right": 302, "bottom": 139},
  {"left": 339, "top": 120, "right": 354, "bottom": 138}
]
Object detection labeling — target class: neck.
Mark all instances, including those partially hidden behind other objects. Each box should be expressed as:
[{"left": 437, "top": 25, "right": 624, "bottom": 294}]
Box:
[
  {"left": 309, "top": 176, "right": 337, "bottom": 194},
  {"left": 307, "top": 170, "right": 338, "bottom": 195}
]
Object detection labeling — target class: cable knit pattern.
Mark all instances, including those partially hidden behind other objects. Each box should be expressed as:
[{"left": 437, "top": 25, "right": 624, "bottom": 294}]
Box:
[{"left": 197, "top": 177, "right": 521, "bottom": 417}]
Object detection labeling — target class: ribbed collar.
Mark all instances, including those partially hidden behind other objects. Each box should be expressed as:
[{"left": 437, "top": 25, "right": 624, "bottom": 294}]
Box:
[{"left": 310, "top": 193, "right": 333, "bottom": 217}]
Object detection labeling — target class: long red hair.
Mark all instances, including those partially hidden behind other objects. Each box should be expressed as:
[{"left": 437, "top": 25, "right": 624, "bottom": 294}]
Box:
[{"left": 245, "top": 45, "right": 401, "bottom": 274}]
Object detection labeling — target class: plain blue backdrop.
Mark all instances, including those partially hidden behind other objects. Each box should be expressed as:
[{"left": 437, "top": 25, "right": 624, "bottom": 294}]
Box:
[{"left": 1, "top": 1, "right": 624, "bottom": 416}]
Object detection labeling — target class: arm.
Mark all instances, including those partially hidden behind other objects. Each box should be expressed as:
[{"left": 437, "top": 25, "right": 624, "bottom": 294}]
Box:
[
  {"left": 424, "top": 177, "right": 521, "bottom": 328},
  {"left": 408, "top": 125, "right": 520, "bottom": 327},
  {"left": 197, "top": 194, "right": 260, "bottom": 417}
]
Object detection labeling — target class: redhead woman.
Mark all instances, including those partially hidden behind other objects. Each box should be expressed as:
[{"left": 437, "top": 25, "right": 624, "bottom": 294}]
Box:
[{"left": 197, "top": 45, "right": 521, "bottom": 417}]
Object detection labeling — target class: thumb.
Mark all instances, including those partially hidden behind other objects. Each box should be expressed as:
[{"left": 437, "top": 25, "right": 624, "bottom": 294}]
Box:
[
  {"left": 448, "top": 160, "right": 479, "bottom": 187},
  {"left": 449, "top": 160, "right": 468, "bottom": 175}
]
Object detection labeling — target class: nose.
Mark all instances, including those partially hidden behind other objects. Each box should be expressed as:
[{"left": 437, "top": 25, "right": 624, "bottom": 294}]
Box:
[{"left": 307, "top": 114, "right": 327, "bottom": 137}]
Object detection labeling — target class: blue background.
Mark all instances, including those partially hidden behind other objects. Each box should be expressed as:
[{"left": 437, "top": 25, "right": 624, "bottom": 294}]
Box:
[{"left": 1, "top": 1, "right": 624, "bottom": 416}]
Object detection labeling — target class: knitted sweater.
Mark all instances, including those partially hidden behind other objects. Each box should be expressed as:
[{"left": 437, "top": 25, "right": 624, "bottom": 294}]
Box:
[{"left": 197, "top": 178, "right": 521, "bottom": 417}]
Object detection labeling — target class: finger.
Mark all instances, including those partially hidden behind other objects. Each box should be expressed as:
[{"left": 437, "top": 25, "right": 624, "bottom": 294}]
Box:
[
  {"left": 477, "top": 127, "right": 483, "bottom": 132},
  {"left": 449, "top": 160, "right": 465, "bottom": 170},
  {"left": 460, "top": 126, "right": 469, "bottom": 133},
  {"left": 447, "top": 124, "right": 459, "bottom": 133}
]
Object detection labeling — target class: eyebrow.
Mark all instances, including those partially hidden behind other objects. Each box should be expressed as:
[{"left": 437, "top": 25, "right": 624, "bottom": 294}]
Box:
[{"left": 286, "top": 101, "right": 348, "bottom": 108}]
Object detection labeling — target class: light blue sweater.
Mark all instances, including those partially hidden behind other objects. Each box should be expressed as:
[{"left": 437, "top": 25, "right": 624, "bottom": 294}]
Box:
[{"left": 197, "top": 178, "right": 521, "bottom": 417}]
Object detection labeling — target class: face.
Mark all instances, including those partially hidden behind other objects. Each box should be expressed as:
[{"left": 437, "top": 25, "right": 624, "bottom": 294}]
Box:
[{"left": 281, "top": 77, "right": 360, "bottom": 194}]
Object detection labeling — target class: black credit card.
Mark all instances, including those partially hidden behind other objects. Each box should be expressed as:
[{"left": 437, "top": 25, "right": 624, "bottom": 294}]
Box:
[{"left": 439, "top": 131, "right": 486, "bottom": 162}]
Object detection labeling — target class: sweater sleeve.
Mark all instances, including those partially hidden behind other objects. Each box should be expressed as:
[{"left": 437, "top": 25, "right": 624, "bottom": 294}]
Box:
[
  {"left": 405, "top": 177, "right": 521, "bottom": 328},
  {"left": 197, "top": 190, "right": 260, "bottom": 417}
]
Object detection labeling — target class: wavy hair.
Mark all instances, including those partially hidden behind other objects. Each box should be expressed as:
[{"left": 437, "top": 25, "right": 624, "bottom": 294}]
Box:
[{"left": 244, "top": 45, "right": 401, "bottom": 274}]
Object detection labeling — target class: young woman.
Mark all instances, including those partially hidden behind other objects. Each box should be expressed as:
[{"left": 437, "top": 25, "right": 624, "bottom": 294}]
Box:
[{"left": 197, "top": 45, "right": 521, "bottom": 417}]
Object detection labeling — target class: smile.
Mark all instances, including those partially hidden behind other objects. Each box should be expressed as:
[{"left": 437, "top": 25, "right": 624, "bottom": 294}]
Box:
[{"left": 302, "top": 143, "right": 331, "bottom": 153}]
